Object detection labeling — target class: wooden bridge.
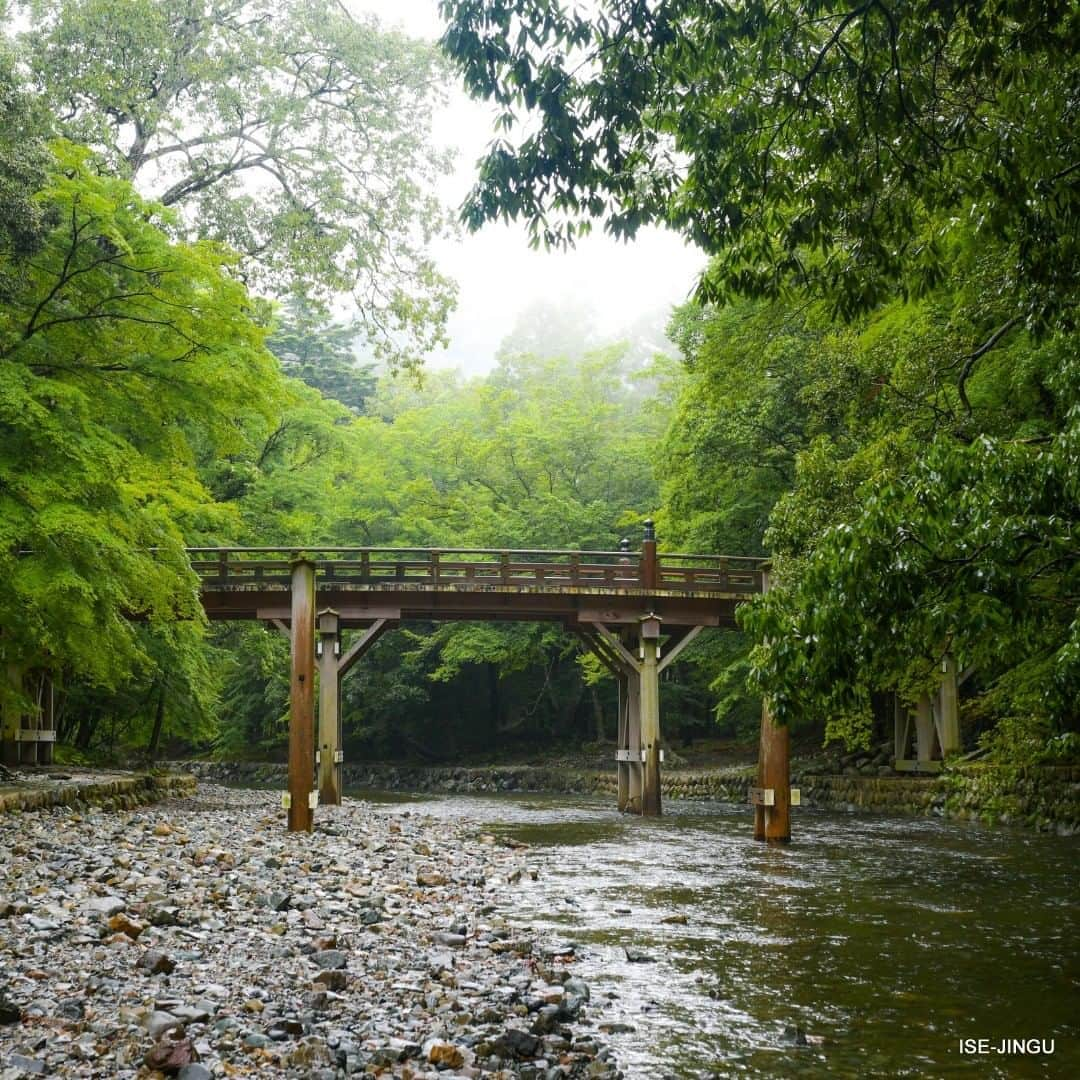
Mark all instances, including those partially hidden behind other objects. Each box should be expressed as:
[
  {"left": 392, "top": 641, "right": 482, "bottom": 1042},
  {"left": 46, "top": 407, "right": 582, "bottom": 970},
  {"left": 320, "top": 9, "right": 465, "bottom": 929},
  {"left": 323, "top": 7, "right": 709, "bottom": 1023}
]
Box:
[
  {"left": 2, "top": 524, "right": 795, "bottom": 841},
  {"left": 188, "top": 523, "right": 792, "bottom": 841}
]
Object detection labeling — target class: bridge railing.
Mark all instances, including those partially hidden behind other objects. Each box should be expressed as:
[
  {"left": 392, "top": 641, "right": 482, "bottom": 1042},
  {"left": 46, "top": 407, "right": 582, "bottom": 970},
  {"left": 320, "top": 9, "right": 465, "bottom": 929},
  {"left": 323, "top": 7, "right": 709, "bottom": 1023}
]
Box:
[{"left": 187, "top": 547, "right": 766, "bottom": 594}]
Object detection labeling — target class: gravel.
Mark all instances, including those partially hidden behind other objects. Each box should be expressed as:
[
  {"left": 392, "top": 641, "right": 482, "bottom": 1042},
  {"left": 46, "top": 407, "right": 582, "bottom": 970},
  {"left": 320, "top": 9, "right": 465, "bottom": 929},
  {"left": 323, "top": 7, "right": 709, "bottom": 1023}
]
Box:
[{"left": 0, "top": 784, "right": 619, "bottom": 1078}]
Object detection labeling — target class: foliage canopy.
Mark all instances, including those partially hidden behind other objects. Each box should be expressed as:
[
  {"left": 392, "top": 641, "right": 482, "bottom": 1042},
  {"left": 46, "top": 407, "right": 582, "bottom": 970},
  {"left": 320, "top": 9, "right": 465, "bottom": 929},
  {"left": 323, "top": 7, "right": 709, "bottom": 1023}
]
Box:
[
  {"left": 18, "top": 0, "right": 457, "bottom": 366},
  {"left": 440, "top": 0, "right": 1078, "bottom": 330}
]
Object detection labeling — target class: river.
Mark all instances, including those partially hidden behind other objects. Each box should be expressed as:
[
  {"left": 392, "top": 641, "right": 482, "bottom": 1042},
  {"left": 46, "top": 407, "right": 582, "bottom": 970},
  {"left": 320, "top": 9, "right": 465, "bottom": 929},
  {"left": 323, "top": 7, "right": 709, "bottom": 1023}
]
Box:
[{"left": 355, "top": 789, "right": 1077, "bottom": 1079}]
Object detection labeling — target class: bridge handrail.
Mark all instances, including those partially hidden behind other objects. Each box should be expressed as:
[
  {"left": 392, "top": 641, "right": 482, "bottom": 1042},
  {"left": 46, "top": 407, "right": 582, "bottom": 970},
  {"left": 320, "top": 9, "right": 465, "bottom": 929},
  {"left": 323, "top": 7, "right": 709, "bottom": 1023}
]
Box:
[
  {"left": 187, "top": 546, "right": 765, "bottom": 595},
  {"left": 186, "top": 546, "right": 640, "bottom": 557},
  {"left": 184, "top": 546, "right": 768, "bottom": 561}
]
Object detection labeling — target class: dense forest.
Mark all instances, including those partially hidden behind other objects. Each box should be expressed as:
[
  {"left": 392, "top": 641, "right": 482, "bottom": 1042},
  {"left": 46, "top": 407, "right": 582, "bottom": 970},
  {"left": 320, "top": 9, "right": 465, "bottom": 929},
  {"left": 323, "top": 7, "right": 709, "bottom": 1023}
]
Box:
[{"left": 1, "top": 0, "right": 1077, "bottom": 769}]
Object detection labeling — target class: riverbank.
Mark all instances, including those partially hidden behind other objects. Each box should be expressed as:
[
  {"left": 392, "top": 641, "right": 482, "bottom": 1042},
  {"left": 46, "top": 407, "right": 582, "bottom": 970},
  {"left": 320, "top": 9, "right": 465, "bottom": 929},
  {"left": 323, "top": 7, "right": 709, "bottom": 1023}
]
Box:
[
  {"left": 0, "top": 784, "right": 618, "bottom": 1079},
  {"left": 176, "top": 757, "right": 1080, "bottom": 835},
  {"left": 0, "top": 769, "right": 196, "bottom": 816}
]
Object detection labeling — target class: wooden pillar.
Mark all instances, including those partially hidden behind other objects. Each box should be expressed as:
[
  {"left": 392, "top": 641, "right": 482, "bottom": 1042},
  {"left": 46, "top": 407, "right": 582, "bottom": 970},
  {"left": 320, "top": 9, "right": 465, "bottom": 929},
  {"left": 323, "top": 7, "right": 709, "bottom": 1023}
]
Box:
[
  {"left": 40, "top": 675, "right": 54, "bottom": 767},
  {"left": 288, "top": 559, "right": 316, "bottom": 832},
  {"left": 754, "top": 568, "right": 790, "bottom": 842},
  {"left": 616, "top": 674, "right": 629, "bottom": 812},
  {"left": 754, "top": 700, "right": 791, "bottom": 843},
  {"left": 893, "top": 692, "right": 911, "bottom": 764},
  {"left": 914, "top": 692, "right": 936, "bottom": 764},
  {"left": 317, "top": 609, "right": 342, "bottom": 807},
  {"left": 626, "top": 669, "right": 642, "bottom": 813},
  {"left": 19, "top": 682, "right": 38, "bottom": 766},
  {"left": 639, "top": 615, "right": 662, "bottom": 818},
  {"left": 938, "top": 653, "right": 960, "bottom": 756},
  {"left": 640, "top": 519, "right": 658, "bottom": 590}
]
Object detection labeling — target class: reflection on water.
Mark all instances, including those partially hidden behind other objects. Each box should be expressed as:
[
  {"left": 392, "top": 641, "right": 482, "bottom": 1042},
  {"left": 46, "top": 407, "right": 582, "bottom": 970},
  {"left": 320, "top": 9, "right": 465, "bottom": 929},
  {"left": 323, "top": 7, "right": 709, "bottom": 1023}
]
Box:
[{"left": 354, "top": 789, "right": 1079, "bottom": 1079}]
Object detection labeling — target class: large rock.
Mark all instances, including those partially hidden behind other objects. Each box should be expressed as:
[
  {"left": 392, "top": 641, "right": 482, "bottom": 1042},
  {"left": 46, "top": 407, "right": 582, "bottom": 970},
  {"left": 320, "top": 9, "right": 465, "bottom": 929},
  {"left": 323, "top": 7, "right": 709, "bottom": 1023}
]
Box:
[
  {"left": 108, "top": 912, "right": 145, "bottom": 939},
  {"left": 311, "top": 949, "right": 347, "bottom": 970},
  {"left": 145, "top": 1035, "right": 199, "bottom": 1074},
  {"left": 314, "top": 970, "right": 347, "bottom": 991},
  {"left": 7, "top": 1055, "right": 45, "bottom": 1075},
  {"left": 138, "top": 950, "right": 176, "bottom": 975},
  {"left": 486, "top": 1028, "right": 541, "bottom": 1060},
  {"left": 428, "top": 1042, "right": 465, "bottom": 1069},
  {"left": 177, "top": 1066, "right": 213, "bottom": 1080},
  {"left": 148, "top": 1010, "right": 183, "bottom": 1038},
  {"left": 433, "top": 931, "right": 466, "bottom": 949},
  {"left": 83, "top": 895, "right": 125, "bottom": 918}
]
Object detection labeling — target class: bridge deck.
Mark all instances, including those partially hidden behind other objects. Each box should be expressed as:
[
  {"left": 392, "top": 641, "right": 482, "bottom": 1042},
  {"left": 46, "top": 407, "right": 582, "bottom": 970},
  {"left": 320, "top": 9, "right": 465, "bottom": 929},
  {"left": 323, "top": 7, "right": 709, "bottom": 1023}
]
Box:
[{"left": 193, "top": 547, "right": 766, "bottom": 627}]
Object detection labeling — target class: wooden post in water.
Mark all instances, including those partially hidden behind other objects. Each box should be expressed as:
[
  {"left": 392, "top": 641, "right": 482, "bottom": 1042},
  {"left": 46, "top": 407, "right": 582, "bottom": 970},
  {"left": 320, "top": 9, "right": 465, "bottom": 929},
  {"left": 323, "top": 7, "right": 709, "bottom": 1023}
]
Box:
[
  {"left": 754, "top": 568, "right": 790, "bottom": 842},
  {"left": 288, "top": 558, "right": 316, "bottom": 832},
  {"left": 639, "top": 614, "right": 663, "bottom": 818},
  {"left": 754, "top": 700, "right": 791, "bottom": 843},
  {"left": 317, "top": 609, "right": 342, "bottom": 806}
]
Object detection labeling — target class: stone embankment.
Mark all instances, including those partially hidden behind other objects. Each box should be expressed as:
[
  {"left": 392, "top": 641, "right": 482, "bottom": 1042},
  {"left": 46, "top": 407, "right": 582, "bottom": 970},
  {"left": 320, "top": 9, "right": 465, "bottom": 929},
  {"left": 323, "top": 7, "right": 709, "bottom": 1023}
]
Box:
[
  {"left": 0, "top": 784, "right": 619, "bottom": 1079},
  {"left": 0, "top": 771, "right": 195, "bottom": 817},
  {"left": 177, "top": 755, "right": 1080, "bottom": 835}
]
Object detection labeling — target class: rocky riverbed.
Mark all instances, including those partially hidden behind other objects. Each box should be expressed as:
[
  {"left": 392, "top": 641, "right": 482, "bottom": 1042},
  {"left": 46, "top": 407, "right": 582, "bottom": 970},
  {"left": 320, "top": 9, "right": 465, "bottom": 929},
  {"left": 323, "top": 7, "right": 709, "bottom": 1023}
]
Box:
[{"left": 0, "top": 785, "right": 619, "bottom": 1079}]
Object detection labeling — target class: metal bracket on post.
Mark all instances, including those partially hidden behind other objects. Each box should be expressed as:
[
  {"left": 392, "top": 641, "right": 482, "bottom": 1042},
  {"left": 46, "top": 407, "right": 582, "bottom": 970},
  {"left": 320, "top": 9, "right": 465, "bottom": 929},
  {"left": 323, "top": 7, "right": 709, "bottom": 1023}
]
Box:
[
  {"left": 333, "top": 749, "right": 344, "bottom": 764},
  {"left": 640, "top": 749, "right": 664, "bottom": 763},
  {"left": 749, "top": 787, "right": 801, "bottom": 807}
]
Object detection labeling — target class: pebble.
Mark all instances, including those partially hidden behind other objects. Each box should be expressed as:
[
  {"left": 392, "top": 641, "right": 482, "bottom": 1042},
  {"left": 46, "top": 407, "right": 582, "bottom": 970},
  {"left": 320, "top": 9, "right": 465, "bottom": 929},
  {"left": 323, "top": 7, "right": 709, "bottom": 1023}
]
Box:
[
  {"left": 177, "top": 1065, "right": 213, "bottom": 1080},
  {"left": 0, "top": 783, "right": 614, "bottom": 1077},
  {"left": 7, "top": 1054, "right": 44, "bottom": 1075},
  {"left": 310, "top": 949, "right": 347, "bottom": 970}
]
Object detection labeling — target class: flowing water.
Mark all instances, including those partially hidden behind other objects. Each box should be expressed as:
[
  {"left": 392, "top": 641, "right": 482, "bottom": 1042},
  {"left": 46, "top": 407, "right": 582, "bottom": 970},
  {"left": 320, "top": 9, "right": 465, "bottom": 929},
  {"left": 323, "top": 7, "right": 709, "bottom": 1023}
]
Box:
[{"left": 357, "top": 790, "right": 1078, "bottom": 1079}]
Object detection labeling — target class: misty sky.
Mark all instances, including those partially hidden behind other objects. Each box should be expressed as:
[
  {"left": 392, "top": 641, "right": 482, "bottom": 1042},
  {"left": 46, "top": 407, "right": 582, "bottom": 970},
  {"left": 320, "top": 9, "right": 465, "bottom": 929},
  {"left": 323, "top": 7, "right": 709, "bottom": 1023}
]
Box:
[{"left": 354, "top": 0, "right": 705, "bottom": 373}]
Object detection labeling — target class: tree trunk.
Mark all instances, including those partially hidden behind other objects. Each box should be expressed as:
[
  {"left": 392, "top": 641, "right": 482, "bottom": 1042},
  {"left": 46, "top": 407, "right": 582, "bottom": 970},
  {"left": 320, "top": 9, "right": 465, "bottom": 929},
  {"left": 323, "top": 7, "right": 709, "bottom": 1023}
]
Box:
[
  {"left": 487, "top": 662, "right": 500, "bottom": 740},
  {"left": 74, "top": 708, "right": 97, "bottom": 750},
  {"left": 591, "top": 684, "right": 605, "bottom": 742},
  {"left": 148, "top": 680, "right": 166, "bottom": 762}
]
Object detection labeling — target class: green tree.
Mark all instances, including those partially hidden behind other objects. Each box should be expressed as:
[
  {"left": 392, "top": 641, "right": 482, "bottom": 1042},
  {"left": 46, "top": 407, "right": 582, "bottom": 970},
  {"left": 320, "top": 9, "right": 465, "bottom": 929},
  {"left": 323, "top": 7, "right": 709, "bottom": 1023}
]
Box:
[
  {"left": 267, "top": 299, "right": 376, "bottom": 415},
  {"left": 0, "top": 142, "right": 278, "bottom": 710},
  {"left": 0, "top": 42, "right": 53, "bottom": 299},
  {"left": 440, "top": 0, "right": 1077, "bottom": 332},
  {"left": 18, "top": 0, "right": 456, "bottom": 366},
  {"left": 742, "top": 298, "right": 1079, "bottom": 751}
]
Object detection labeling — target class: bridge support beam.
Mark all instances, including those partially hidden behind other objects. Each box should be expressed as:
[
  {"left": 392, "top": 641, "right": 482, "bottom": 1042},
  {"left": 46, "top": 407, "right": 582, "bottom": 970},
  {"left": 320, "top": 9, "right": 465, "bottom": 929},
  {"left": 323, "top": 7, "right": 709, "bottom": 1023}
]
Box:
[
  {"left": 626, "top": 667, "right": 642, "bottom": 813},
  {"left": 315, "top": 615, "right": 390, "bottom": 808},
  {"left": 287, "top": 559, "right": 316, "bottom": 833},
  {"left": 639, "top": 618, "right": 662, "bottom": 818},
  {"left": 583, "top": 617, "right": 677, "bottom": 818},
  {"left": 915, "top": 692, "right": 936, "bottom": 765},
  {"left": 937, "top": 653, "right": 960, "bottom": 756},
  {"left": 317, "top": 610, "right": 342, "bottom": 807},
  {"left": 615, "top": 674, "right": 629, "bottom": 811}
]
